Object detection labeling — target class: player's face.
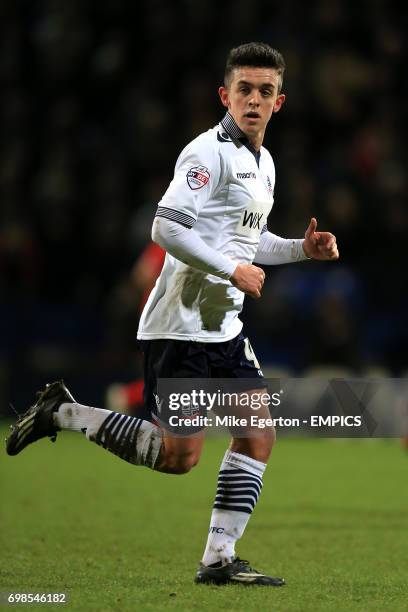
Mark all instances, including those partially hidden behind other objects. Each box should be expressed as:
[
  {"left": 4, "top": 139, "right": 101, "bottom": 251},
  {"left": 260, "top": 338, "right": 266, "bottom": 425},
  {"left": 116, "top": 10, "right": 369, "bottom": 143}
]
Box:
[{"left": 218, "top": 66, "right": 285, "bottom": 149}]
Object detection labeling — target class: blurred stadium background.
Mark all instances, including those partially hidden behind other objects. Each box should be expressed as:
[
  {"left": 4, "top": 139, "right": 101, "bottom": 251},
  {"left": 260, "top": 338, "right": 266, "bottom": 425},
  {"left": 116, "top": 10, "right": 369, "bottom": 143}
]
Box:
[{"left": 1, "top": 0, "right": 407, "bottom": 413}]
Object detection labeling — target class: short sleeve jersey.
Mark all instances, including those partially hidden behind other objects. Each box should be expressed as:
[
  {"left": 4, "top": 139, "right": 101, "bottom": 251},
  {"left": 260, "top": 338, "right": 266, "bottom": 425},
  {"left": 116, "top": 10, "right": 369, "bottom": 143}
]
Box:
[{"left": 137, "top": 112, "right": 276, "bottom": 342}]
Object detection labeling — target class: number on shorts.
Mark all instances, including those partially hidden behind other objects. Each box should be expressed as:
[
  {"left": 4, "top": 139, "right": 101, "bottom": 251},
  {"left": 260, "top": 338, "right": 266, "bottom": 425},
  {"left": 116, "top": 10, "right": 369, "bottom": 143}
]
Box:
[{"left": 244, "top": 338, "right": 261, "bottom": 370}]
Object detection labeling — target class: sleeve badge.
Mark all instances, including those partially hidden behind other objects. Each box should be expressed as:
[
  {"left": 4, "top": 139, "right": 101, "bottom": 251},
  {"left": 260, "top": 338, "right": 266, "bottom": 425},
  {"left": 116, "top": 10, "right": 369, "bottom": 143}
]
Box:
[{"left": 186, "top": 165, "right": 210, "bottom": 190}]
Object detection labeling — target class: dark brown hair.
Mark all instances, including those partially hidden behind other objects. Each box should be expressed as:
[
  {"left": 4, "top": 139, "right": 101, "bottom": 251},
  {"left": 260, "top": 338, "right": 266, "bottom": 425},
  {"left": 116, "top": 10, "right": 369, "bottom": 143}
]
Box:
[{"left": 224, "top": 42, "right": 285, "bottom": 92}]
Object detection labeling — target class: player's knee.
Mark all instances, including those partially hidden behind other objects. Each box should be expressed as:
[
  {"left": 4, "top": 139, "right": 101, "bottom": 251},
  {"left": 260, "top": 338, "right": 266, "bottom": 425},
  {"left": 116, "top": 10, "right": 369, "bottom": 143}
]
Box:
[
  {"left": 232, "top": 427, "right": 276, "bottom": 462},
  {"left": 251, "top": 425, "right": 276, "bottom": 453},
  {"left": 161, "top": 450, "right": 201, "bottom": 474},
  {"left": 171, "top": 457, "right": 197, "bottom": 474}
]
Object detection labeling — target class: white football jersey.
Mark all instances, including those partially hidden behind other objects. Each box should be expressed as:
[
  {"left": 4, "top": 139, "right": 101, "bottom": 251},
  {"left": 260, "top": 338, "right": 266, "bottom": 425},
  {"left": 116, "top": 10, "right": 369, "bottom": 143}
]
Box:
[{"left": 138, "top": 112, "right": 276, "bottom": 342}]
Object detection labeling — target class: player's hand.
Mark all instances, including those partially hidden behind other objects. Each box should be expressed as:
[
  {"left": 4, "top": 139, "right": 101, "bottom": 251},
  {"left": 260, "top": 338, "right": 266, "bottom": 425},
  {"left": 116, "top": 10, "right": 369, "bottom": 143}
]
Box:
[
  {"left": 302, "top": 217, "right": 339, "bottom": 260},
  {"left": 230, "top": 263, "right": 265, "bottom": 299}
]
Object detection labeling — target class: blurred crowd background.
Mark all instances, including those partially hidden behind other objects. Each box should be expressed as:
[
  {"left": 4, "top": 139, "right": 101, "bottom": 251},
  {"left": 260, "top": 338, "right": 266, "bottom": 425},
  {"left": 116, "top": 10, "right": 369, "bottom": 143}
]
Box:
[{"left": 1, "top": 0, "right": 407, "bottom": 411}]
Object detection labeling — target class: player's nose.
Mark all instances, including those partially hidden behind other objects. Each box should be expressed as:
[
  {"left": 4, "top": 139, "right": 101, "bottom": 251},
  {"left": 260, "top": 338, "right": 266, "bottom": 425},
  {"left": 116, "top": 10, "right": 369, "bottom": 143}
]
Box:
[{"left": 249, "top": 90, "right": 261, "bottom": 106}]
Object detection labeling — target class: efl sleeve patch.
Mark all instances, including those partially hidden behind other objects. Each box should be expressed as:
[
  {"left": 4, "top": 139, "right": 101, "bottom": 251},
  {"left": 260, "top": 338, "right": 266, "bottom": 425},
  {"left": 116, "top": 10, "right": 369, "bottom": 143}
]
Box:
[{"left": 186, "top": 165, "right": 210, "bottom": 190}]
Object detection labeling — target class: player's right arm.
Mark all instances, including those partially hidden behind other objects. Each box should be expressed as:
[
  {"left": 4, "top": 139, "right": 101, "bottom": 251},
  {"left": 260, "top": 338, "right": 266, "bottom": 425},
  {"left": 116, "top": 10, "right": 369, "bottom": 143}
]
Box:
[
  {"left": 151, "top": 135, "right": 265, "bottom": 299},
  {"left": 229, "top": 263, "right": 265, "bottom": 299},
  {"left": 152, "top": 218, "right": 264, "bottom": 299}
]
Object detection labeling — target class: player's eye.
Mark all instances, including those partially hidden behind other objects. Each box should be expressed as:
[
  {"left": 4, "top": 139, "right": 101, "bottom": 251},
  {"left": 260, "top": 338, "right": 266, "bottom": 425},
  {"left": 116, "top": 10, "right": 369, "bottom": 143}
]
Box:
[{"left": 261, "top": 90, "right": 273, "bottom": 97}]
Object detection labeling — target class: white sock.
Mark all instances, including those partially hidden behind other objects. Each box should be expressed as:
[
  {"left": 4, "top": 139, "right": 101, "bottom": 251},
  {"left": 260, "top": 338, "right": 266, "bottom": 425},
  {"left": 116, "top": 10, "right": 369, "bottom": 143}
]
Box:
[
  {"left": 54, "top": 402, "right": 109, "bottom": 433},
  {"left": 201, "top": 450, "right": 266, "bottom": 566},
  {"left": 54, "top": 402, "right": 162, "bottom": 469}
]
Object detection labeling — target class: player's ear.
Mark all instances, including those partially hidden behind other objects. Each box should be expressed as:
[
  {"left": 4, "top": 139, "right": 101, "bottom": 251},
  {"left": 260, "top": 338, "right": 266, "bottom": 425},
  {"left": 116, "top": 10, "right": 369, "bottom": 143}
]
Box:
[
  {"left": 273, "top": 94, "right": 285, "bottom": 113},
  {"left": 218, "top": 86, "right": 230, "bottom": 109}
]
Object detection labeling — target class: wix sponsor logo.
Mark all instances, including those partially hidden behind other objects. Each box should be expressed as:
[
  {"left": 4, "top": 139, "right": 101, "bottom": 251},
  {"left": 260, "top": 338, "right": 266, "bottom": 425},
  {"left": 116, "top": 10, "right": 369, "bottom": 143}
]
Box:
[
  {"left": 242, "top": 210, "right": 264, "bottom": 230},
  {"left": 236, "top": 199, "right": 271, "bottom": 238},
  {"left": 236, "top": 171, "right": 256, "bottom": 179}
]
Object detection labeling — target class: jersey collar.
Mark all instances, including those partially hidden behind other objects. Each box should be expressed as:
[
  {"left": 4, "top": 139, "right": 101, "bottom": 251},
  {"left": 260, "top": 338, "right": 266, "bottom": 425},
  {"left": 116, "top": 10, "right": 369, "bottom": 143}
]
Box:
[
  {"left": 220, "top": 111, "right": 261, "bottom": 167},
  {"left": 221, "top": 111, "right": 246, "bottom": 140}
]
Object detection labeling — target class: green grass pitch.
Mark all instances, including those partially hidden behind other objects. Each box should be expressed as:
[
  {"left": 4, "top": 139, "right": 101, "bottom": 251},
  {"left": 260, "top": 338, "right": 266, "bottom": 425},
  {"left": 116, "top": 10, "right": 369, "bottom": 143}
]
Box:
[{"left": 1, "top": 426, "right": 407, "bottom": 611}]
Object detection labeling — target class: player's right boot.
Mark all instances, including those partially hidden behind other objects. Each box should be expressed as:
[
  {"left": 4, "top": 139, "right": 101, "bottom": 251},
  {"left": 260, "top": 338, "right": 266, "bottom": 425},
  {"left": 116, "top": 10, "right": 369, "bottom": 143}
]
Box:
[{"left": 6, "top": 381, "right": 75, "bottom": 456}]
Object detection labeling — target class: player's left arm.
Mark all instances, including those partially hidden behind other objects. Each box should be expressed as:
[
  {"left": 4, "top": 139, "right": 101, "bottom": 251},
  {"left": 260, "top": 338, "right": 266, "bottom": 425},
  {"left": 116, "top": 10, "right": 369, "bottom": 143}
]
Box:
[
  {"left": 254, "top": 218, "right": 339, "bottom": 265},
  {"left": 301, "top": 217, "right": 339, "bottom": 260}
]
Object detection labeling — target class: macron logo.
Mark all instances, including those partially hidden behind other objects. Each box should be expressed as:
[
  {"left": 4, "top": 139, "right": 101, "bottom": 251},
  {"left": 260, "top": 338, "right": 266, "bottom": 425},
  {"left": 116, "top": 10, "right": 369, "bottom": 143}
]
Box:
[
  {"left": 237, "top": 172, "right": 256, "bottom": 179},
  {"left": 242, "top": 210, "right": 264, "bottom": 230}
]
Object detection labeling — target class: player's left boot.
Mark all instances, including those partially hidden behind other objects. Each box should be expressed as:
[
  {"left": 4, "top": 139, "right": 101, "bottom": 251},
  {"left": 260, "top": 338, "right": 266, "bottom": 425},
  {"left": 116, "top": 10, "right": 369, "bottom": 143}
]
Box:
[
  {"left": 194, "top": 557, "right": 285, "bottom": 586},
  {"left": 6, "top": 381, "right": 75, "bottom": 456}
]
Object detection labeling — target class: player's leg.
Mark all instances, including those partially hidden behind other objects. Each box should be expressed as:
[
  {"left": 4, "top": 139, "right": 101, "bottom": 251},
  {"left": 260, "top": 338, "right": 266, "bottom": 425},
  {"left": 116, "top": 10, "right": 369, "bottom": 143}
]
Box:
[
  {"left": 6, "top": 379, "right": 205, "bottom": 473},
  {"left": 5, "top": 380, "right": 161, "bottom": 466},
  {"left": 196, "top": 334, "right": 284, "bottom": 586},
  {"left": 6, "top": 339, "right": 207, "bottom": 474},
  {"left": 198, "top": 397, "right": 279, "bottom": 581},
  {"left": 58, "top": 395, "right": 205, "bottom": 473},
  {"left": 156, "top": 430, "right": 205, "bottom": 474},
  {"left": 229, "top": 417, "right": 275, "bottom": 462}
]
